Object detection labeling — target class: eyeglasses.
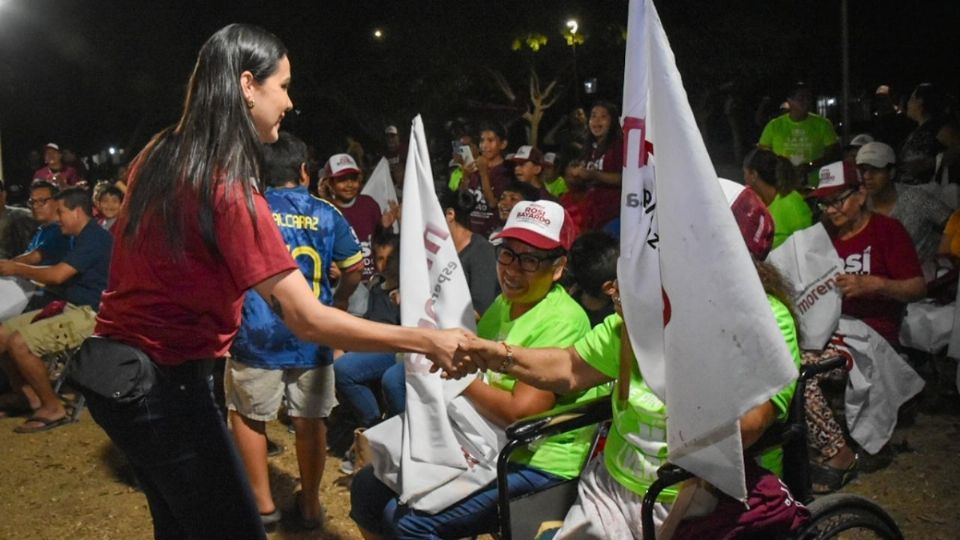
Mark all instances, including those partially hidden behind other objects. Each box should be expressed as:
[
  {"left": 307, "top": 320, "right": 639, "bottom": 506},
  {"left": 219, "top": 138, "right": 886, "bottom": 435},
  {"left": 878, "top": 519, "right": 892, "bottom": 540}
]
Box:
[
  {"left": 496, "top": 246, "right": 560, "bottom": 272},
  {"left": 27, "top": 197, "right": 53, "bottom": 207},
  {"left": 816, "top": 190, "right": 856, "bottom": 212}
]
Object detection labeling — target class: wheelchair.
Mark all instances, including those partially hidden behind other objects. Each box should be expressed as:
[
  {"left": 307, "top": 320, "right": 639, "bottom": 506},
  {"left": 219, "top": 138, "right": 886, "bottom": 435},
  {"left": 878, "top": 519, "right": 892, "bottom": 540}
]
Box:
[{"left": 496, "top": 356, "right": 903, "bottom": 539}]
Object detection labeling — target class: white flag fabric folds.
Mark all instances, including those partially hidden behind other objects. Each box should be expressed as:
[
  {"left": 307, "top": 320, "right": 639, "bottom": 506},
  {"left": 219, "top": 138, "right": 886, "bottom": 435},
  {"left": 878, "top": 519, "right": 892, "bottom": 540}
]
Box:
[
  {"left": 767, "top": 224, "right": 844, "bottom": 351},
  {"left": 360, "top": 157, "right": 400, "bottom": 233},
  {"left": 0, "top": 277, "right": 33, "bottom": 320},
  {"left": 363, "top": 115, "right": 505, "bottom": 513},
  {"left": 618, "top": 0, "right": 798, "bottom": 500}
]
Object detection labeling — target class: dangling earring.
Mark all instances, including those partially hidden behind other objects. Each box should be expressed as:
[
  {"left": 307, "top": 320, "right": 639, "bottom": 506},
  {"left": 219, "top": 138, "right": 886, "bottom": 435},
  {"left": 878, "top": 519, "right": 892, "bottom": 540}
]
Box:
[{"left": 246, "top": 99, "right": 255, "bottom": 109}]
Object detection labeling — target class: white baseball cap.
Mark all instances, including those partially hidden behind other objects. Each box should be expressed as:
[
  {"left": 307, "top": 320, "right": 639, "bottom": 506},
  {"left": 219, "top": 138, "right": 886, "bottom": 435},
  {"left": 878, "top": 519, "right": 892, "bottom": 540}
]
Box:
[
  {"left": 493, "top": 200, "right": 577, "bottom": 251},
  {"left": 847, "top": 133, "right": 874, "bottom": 148},
  {"left": 323, "top": 153, "right": 361, "bottom": 178},
  {"left": 384, "top": 125, "right": 398, "bottom": 135},
  {"left": 856, "top": 142, "right": 896, "bottom": 168}
]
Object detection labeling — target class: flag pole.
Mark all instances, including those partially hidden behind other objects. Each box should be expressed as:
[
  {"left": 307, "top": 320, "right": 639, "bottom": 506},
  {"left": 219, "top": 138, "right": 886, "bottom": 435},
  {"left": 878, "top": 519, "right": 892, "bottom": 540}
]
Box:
[{"left": 618, "top": 324, "right": 632, "bottom": 403}]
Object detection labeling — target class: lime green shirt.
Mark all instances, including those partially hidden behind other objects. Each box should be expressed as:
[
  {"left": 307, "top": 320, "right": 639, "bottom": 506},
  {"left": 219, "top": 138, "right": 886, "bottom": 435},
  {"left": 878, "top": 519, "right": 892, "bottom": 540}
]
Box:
[
  {"left": 573, "top": 296, "right": 801, "bottom": 502},
  {"left": 768, "top": 191, "right": 813, "bottom": 249},
  {"left": 478, "top": 284, "right": 608, "bottom": 479},
  {"left": 449, "top": 168, "right": 464, "bottom": 191},
  {"left": 545, "top": 175, "right": 570, "bottom": 198},
  {"left": 759, "top": 113, "right": 838, "bottom": 185}
]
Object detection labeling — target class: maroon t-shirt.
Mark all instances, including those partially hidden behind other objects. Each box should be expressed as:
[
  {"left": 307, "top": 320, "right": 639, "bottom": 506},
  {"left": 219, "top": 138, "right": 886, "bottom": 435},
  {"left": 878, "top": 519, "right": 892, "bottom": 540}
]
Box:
[
  {"left": 33, "top": 165, "right": 82, "bottom": 187},
  {"left": 95, "top": 182, "right": 297, "bottom": 365},
  {"left": 832, "top": 213, "right": 922, "bottom": 345},
  {"left": 335, "top": 194, "right": 382, "bottom": 281},
  {"left": 583, "top": 141, "right": 623, "bottom": 229},
  {"left": 465, "top": 162, "right": 512, "bottom": 237}
]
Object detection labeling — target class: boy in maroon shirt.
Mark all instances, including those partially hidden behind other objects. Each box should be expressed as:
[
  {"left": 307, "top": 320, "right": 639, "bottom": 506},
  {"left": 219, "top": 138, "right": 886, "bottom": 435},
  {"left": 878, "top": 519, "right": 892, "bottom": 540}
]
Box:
[
  {"left": 458, "top": 123, "right": 512, "bottom": 237},
  {"left": 321, "top": 153, "right": 397, "bottom": 282}
]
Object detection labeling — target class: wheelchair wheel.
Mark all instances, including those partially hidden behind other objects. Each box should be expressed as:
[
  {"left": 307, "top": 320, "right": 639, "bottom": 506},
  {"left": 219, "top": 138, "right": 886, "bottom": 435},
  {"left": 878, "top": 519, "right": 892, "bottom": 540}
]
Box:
[{"left": 794, "top": 493, "right": 903, "bottom": 540}]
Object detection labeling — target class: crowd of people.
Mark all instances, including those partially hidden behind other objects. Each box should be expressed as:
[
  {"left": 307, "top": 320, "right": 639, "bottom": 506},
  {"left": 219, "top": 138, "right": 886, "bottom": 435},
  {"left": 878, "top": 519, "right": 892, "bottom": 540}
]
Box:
[{"left": 0, "top": 21, "right": 958, "bottom": 540}]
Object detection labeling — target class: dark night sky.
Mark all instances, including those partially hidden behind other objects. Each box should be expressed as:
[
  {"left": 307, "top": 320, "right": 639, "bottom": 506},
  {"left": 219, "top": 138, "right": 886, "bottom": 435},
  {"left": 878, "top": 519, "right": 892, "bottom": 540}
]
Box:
[{"left": 0, "top": 0, "right": 957, "bottom": 190}]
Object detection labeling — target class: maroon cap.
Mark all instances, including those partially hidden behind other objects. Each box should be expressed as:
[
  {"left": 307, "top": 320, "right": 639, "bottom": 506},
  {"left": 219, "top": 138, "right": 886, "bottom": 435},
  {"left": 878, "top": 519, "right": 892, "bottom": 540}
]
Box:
[
  {"left": 509, "top": 145, "right": 544, "bottom": 166},
  {"left": 730, "top": 186, "right": 775, "bottom": 261},
  {"left": 808, "top": 161, "right": 861, "bottom": 200}
]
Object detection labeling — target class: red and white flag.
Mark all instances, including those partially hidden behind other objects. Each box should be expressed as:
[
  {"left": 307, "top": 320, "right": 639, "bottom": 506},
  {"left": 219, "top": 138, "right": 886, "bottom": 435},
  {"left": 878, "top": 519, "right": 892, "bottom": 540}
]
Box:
[
  {"left": 364, "top": 115, "right": 505, "bottom": 512},
  {"left": 618, "top": 0, "right": 797, "bottom": 500}
]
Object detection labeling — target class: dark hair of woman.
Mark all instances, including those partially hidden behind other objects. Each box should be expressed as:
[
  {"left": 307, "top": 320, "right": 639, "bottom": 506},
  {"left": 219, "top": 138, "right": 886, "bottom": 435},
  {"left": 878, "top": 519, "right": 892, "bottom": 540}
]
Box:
[
  {"left": 587, "top": 100, "right": 623, "bottom": 157},
  {"left": 122, "top": 23, "right": 287, "bottom": 256},
  {"left": 439, "top": 188, "right": 477, "bottom": 229},
  {"left": 912, "top": 83, "right": 946, "bottom": 120}
]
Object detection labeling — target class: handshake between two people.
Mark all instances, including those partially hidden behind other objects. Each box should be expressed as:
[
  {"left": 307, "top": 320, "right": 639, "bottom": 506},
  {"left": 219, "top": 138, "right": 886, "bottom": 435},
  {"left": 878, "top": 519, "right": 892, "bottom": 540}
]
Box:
[{"left": 425, "top": 329, "right": 509, "bottom": 379}]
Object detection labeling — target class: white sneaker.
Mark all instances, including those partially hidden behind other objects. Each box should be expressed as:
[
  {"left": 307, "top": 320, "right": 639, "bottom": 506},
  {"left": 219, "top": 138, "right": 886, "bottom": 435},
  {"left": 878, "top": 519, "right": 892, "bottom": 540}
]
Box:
[{"left": 339, "top": 449, "right": 356, "bottom": 475}]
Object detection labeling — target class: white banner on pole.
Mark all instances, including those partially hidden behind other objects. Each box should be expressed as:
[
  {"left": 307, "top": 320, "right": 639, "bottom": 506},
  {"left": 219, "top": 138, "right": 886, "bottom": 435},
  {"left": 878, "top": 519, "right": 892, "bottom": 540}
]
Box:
[
  {"left": 364, "top": 115, "right": 505, "bottom": 513},
  {"left": 618, "top": 0, "right": 798, "bottom": 500}
]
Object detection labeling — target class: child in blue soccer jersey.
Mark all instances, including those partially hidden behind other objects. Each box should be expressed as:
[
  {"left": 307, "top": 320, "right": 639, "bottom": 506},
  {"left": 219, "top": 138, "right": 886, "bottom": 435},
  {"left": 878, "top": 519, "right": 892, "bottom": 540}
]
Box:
[{"left": 226, "top": 132, "right": 363, "bottom": 529}]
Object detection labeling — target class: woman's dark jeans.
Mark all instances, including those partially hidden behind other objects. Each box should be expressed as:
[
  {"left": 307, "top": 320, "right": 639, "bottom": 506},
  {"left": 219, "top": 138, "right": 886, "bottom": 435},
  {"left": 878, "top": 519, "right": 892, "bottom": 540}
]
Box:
[{"left": 85, "top": 363, "right": 265, "bottom": 540}]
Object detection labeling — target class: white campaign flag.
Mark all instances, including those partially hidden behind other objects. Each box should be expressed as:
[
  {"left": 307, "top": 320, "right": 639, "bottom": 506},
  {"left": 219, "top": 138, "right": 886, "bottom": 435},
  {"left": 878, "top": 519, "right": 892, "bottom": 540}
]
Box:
[
  {"left": 360, "top": 157, "right": 400, "bottom": 233},
  {"left": 618, "top": 0, "right": 798, "bottom": 500},
  {"left": 364, "top": 115, "right": 505, "bottom": 512}
]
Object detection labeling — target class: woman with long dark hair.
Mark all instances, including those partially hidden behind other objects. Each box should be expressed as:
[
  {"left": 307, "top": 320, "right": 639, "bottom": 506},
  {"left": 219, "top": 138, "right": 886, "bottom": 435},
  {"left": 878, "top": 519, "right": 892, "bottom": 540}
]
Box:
[
  {"left": 565, "top": 100, "right": 624, "bottom": 230},
  {"left": 83, "top": 24, "right": 466, "bottom": 539}
]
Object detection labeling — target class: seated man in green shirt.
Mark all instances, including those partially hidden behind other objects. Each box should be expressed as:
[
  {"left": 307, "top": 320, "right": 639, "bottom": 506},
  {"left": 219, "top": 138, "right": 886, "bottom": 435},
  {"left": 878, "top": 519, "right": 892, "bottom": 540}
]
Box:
[{"left": 461, "top": 190, "right": 805, "bottom": 539}]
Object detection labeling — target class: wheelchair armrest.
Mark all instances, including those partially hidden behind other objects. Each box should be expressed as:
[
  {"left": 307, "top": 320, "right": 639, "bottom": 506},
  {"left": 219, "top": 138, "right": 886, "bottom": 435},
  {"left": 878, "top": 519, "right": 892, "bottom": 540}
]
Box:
[
  {"left": 640, "top": 463, "right": 696, "bottom": 540},
  {"left": 799, "top": 354, "right": 846, "bottom": 381},
  {"left": 505, "top": 396, "right": 612, "bottom": 443},
  {"left": 497, "top": 396, "right": 612, "bottom": 540}
]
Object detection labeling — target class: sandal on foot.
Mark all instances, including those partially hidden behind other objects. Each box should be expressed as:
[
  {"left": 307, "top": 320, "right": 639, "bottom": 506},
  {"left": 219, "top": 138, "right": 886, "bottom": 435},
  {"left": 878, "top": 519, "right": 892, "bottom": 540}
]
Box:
[
  {"left": 13, "top": 415, "right": 71, "bottom": 434},
  {"left": 810, "top": 456, "right": 858, "bottom": 494},
  {"left": 260, "top": 508, "right": 282, "bottom": 528},
  {"left": 293, "top": 490, "right": 323, "bottom": 530}
]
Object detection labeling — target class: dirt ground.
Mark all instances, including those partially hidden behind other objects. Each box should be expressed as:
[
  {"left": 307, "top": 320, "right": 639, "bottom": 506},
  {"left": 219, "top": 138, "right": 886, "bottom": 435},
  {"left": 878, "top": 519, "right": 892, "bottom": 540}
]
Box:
[{"left": 1, "top": 404, "right": 958, "bottom": 539}]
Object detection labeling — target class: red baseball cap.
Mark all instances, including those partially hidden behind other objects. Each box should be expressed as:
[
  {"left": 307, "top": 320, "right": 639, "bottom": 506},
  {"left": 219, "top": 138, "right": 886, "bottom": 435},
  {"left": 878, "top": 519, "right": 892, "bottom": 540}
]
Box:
[
  {"left": 493, "top": 200, "right": 578, "bottom": 251},
  {"left": 808, "top": 161, "right": 861, "bottom": 200},
  {"left": 718, "top": 178, "right": 775, "bottom": 261}
]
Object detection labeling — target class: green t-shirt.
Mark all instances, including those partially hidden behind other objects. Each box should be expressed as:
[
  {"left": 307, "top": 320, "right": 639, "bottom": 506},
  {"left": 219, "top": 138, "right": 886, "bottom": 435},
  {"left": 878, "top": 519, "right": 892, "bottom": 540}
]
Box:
[
  {"left": 758, "top": 113, "right": 838, "bottom": 185},
  {"left": 768, "top": 191, "right": 813, "bottom": 249},
  {"left": 545, "top": 176, "right": 570, "bottom": 198},
  {"left": 478, "top": 284, "right": 608, "bottom": 479},
  {"left": 573, "top": 296, "right": 801, "bottom": 502},
  {"left": 449, "top": 168, "right": 464, "bottom": 191}
]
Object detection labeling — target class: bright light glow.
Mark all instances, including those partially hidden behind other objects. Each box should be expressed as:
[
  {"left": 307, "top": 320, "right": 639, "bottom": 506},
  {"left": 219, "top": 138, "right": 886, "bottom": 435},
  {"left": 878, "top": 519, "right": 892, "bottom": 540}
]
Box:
[
  {"left": 108, "top": 147, "right": 116, "bottom": 155},
  {"left": 566, "top": 19, "right": 579, "bottom": 34},
  {"left": 373, "top": 28, "right": 383, "bottom": 40}
]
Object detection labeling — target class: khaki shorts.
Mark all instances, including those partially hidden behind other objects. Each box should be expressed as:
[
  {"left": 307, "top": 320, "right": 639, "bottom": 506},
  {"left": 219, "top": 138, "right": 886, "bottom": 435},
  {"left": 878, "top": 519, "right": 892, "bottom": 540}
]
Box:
[
  {"left": 224, "top": 358, "right": 337, "bottom": 421},
  {"left": 3, "top": 304, "right": 97, "bottom": 356}
]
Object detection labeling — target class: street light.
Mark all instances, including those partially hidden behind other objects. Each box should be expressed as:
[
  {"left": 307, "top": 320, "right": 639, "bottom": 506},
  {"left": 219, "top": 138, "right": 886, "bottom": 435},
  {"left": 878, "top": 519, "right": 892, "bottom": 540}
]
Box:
[
  {"left": 565, "top": 19, "right": 581, "bottom": 104},
  {"left": 372, "top": 28, "right": 384, "bottom": 41}
]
